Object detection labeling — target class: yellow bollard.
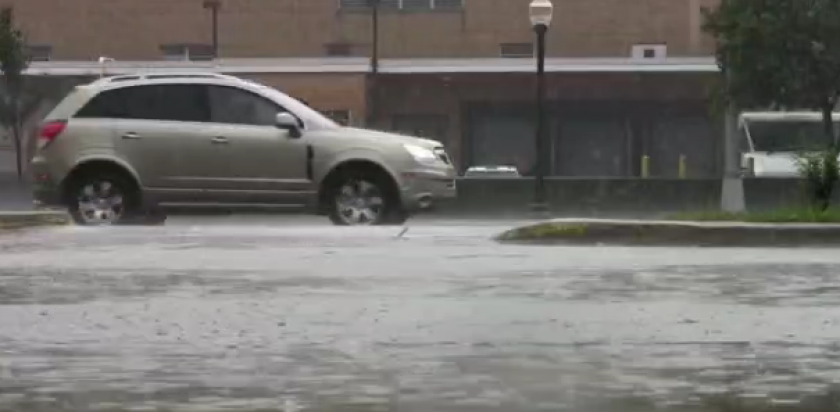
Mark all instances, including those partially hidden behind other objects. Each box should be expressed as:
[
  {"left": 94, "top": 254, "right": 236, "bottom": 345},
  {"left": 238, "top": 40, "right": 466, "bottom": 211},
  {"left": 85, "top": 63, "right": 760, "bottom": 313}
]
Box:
[
  {"left": 678, "top": 154, "right": 687, "bottom": 179},
  {"left": 641, "top": 155, "right": 650, "bottom": 178}
]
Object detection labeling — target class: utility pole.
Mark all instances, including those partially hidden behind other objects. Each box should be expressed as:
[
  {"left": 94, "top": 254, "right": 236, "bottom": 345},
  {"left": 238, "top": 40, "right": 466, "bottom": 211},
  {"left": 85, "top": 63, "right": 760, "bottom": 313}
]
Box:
[{"left": 721, "top": 69, "right": 746, "bottom": 212}]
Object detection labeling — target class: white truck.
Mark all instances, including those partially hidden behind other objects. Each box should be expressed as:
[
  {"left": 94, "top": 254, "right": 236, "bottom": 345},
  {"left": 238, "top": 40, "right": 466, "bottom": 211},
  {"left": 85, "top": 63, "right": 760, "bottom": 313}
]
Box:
[{"left": 739, "top": 111, "right": 840, "bottom": 177}]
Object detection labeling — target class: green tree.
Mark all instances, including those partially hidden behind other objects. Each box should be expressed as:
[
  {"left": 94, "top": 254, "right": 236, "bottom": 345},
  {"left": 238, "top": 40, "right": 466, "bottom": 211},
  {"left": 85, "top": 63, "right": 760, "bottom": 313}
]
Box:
[
  {"left": 0, "top": 7, "right": 28, "bottom": 181},
  {"left": 703, "top": 0, "right": 840, "bottom": 210}
]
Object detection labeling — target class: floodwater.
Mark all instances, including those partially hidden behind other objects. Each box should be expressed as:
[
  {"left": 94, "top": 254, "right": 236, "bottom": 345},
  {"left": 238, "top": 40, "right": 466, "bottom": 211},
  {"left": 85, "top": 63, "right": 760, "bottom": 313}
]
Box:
[{"left": 0, "top": 216, "right": 839, "bottom": 411}]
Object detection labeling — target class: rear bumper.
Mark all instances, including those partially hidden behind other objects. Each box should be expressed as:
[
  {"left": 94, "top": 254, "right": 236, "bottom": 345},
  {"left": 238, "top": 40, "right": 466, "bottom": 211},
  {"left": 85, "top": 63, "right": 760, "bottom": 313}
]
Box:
[{"left": 400, "top": 169, "right": 457, "bottom": 212}]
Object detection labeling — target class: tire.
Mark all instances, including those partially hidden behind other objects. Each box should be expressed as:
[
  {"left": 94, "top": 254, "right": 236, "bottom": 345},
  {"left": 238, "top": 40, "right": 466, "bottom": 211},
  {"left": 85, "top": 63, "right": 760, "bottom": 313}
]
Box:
[
  {"left": 66, "top": 171, "right": 141, "bottom": 226},
  {"left": 326, "top": 169, "right": 407, "bottom": 226}
]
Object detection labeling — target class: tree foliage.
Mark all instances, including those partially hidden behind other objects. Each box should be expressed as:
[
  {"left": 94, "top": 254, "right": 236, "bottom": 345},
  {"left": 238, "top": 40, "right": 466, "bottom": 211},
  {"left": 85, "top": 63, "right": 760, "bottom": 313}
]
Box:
[
  {"left": 704, "top": 0, "right": 840, "bottom": 210},
  {"left": 0, "top": 7, "right": 29, "bottom": 180},
  {"left": 704, "top": 0, "right": 840, "bottom": 116}
]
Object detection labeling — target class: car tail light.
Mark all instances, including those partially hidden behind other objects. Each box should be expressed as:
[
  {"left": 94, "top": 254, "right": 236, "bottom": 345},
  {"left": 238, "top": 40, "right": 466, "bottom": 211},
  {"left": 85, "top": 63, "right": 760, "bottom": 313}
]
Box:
[{"left": 37, "top": 120, "right": 67, "bottom": 149}]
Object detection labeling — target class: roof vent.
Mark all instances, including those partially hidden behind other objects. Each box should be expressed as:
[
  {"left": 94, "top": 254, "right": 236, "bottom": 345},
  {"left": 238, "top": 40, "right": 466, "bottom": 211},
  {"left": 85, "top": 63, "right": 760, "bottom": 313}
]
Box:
[{"left": 631, "top": 44, "right": 667, "bottom": 60}]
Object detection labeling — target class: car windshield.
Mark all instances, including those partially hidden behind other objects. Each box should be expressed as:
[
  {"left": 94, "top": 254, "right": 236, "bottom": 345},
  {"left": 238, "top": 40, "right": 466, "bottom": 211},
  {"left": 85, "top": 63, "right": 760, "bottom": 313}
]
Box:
[{"left": 745, "top": 119, "right": 839, "bottom": 152}]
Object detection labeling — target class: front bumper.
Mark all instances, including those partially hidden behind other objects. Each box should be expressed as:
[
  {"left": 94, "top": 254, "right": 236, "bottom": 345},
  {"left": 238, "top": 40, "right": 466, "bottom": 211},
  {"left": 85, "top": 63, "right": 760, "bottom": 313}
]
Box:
[{"left": 400, "top": 168, "right": 457, "bottom": 212}]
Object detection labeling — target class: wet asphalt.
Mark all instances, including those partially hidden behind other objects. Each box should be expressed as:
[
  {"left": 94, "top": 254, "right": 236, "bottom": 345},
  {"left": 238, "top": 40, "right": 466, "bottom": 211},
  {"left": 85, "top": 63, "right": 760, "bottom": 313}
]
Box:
[{"left": 1, "top": 215, "right": 840, "bottom": 412}]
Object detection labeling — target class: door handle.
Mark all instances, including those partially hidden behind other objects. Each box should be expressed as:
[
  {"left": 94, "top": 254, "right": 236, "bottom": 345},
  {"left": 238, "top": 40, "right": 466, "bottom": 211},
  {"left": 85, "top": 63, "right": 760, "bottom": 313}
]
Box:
[
  {"left": 211, "top": 136, "right": 229, "bottom": 145},
  {"left": 121, "top": 132, "right": 141, "bottom": 140}
]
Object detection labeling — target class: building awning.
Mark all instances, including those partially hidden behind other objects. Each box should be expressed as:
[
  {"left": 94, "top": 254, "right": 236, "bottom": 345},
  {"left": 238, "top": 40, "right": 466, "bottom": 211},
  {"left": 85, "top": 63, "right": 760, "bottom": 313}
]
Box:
[{"left": 24, "top": 57, "right": 720, "bottom": 76}]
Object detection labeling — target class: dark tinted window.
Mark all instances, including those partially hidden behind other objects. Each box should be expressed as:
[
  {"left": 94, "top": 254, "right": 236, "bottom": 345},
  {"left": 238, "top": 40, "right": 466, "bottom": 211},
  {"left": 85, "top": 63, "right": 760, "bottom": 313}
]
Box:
[
  {"left": 75, "top": 84, "right": 209, "bottom": 123},
  {"left": 158, "top": 85, "right": 208, "bottom": 122},
  {"left": 208, "top": 85, "right": 284, "bottom": 126},
  {"left": 75, "top": 86, "right": 153, "bottom": 119}
]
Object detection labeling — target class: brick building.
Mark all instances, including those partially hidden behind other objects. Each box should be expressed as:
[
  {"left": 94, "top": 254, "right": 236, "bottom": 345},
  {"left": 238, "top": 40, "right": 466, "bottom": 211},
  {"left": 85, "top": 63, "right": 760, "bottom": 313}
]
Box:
[{"left": 8, "top": 0, "right": 723, "bottom": 177}]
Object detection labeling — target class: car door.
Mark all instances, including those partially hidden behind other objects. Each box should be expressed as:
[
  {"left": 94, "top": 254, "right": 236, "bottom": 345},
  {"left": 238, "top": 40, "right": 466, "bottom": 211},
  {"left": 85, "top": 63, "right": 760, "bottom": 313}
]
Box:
[
  {"left": 203, "top": 84, "right": 312, "bottom": 205},
  {"left": 110, "top": 84, "right": 213, "bottom": 203},
  {"left": 76, "top": 83, "right": 221, "bottom": 203},
  {"left": 74, "top": 85, "right": 205, "bottom": 201},
  {"left": 143, "top": 84, "right": 230, "bottom": 203}
]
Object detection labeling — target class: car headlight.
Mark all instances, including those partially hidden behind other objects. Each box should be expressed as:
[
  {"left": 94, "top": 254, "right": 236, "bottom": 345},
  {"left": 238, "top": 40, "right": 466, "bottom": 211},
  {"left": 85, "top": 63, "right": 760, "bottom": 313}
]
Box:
[{"left": 403, "top": 144, "right": 438, "bottom": 163}]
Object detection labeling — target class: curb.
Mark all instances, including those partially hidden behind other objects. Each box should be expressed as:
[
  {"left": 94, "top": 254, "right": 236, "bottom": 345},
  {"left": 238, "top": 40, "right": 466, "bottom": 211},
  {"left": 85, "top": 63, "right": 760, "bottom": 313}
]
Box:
[
  {"left": 495, "top": 218, "right": 840, "bottom": 247},
  {"left": 0, "top": 211, "right": 71, "bottom": 230}
]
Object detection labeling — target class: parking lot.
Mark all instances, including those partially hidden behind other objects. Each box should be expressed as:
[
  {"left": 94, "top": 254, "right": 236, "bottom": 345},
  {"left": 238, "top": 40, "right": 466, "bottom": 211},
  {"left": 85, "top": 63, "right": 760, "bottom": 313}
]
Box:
[{"left": 0, "top": 216, "right": 839, "bottom": 411}]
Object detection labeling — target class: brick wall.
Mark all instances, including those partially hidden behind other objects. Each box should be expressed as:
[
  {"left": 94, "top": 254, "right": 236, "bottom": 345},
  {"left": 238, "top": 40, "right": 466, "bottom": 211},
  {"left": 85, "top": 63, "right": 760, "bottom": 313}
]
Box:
[{"left": 5, "top": 0, "right": 718, "bottom": 60}]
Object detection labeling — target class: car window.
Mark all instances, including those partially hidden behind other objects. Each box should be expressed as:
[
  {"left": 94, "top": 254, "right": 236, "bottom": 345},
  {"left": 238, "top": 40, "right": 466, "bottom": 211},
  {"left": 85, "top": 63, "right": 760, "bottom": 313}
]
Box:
[
  {"left": 75, "top": 87, "right": 151, "bottom": 119},
  {"left": 74, "top": 84, "right": 209, "bottom": 123},
  {"left": 157, "top": 85, "right": 209, "bottom": 122},
  {"left": 208, "top": 85, "right": 286, "bottom": 127}
]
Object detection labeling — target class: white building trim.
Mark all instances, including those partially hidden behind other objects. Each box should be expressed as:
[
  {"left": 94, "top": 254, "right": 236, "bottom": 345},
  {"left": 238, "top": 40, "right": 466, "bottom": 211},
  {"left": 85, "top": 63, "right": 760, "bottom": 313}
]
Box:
[{"left": 24, "top": 57, "right": 720, "bottom": 76}]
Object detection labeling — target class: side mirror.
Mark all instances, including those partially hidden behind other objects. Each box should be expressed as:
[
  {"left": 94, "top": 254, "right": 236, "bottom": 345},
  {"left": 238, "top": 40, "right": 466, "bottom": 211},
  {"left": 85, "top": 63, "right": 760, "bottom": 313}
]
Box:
[{"left": 275, "top": 112, "right": 302, "bottom": 138}]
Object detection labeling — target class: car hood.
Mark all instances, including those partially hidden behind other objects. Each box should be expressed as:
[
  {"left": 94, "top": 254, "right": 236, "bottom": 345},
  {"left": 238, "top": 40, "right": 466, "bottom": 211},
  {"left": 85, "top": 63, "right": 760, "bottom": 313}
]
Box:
[{"left": 339, "top": 127, "right": 442, "bottom": 149}]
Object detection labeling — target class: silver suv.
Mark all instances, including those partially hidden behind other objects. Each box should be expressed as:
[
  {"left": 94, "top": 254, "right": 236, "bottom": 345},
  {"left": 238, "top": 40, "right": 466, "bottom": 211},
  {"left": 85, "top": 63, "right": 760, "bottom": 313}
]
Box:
[{"left": 30, "top": 72, "right": 457, "bottom": 225}]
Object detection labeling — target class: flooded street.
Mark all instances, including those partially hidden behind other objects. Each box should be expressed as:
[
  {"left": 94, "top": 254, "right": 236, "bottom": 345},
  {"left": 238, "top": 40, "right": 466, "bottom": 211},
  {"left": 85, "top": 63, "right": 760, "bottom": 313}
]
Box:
[{"left": 0, "top": 216, "right": 839, "bottom": 411}]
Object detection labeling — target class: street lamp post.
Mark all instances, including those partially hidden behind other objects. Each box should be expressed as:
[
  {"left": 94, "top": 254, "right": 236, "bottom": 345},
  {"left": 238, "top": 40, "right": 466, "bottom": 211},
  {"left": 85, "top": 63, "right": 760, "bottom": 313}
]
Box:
[
  {"left": 529, "top": 0, "right": 553, "bottom": 212},
  {"left": 203, "top": 0, "right": 221, "bottom": 59}
]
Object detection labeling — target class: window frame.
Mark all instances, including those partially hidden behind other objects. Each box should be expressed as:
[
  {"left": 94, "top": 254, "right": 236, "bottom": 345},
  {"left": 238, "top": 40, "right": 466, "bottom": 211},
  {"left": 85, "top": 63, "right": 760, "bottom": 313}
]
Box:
[
  {"left": 159, "top": 43, "right": 215, "bottom": 62},
  {"left": 73, "top": 81, "right": 339, "bottom": 132},
  {"left": 26, "top": 44, "right": 52, "bottom": 62},
  {"left": 73, "top": 85, "right": 159, "bottom": 120},
  {"left": 73, "top": 84, "right": 211, "bottom": 123},
  {"left": 337, "top": 0, "right": 463, "bottom": 13}
]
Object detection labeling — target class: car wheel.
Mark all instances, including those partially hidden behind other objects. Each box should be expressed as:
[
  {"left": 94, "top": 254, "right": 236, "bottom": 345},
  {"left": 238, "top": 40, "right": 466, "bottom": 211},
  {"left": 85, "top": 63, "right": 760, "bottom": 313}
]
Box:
[
  {"left": 327, "top": 171, "right": 405, "bottom": 226},
  {"left": 67, "top": 172, "right": 140, "bottom": 226}
]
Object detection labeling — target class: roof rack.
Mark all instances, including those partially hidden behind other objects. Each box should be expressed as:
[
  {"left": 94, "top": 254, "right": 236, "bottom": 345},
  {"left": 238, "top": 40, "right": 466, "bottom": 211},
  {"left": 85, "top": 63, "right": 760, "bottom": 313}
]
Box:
[{"left": 89, "top": 72, "right": 236, "bottom": 85}]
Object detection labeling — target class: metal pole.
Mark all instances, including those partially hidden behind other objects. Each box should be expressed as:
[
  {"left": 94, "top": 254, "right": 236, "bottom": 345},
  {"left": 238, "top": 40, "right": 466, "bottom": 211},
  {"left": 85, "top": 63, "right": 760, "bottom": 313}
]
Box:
[
  {"left": 371, "top": 0, "right": 380, "bottom": 76},
  {"left": 203, "top": 0, "right": 221, "bottom": 59},
  {"left": 211, "top": 6, "right": 219, "bottom": 58},
  {"left": 532, "top": 24, "right": 548, "bottom": 210},
  {"left": 366, "top": 0, "right": 380, "bottom": 127}
]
